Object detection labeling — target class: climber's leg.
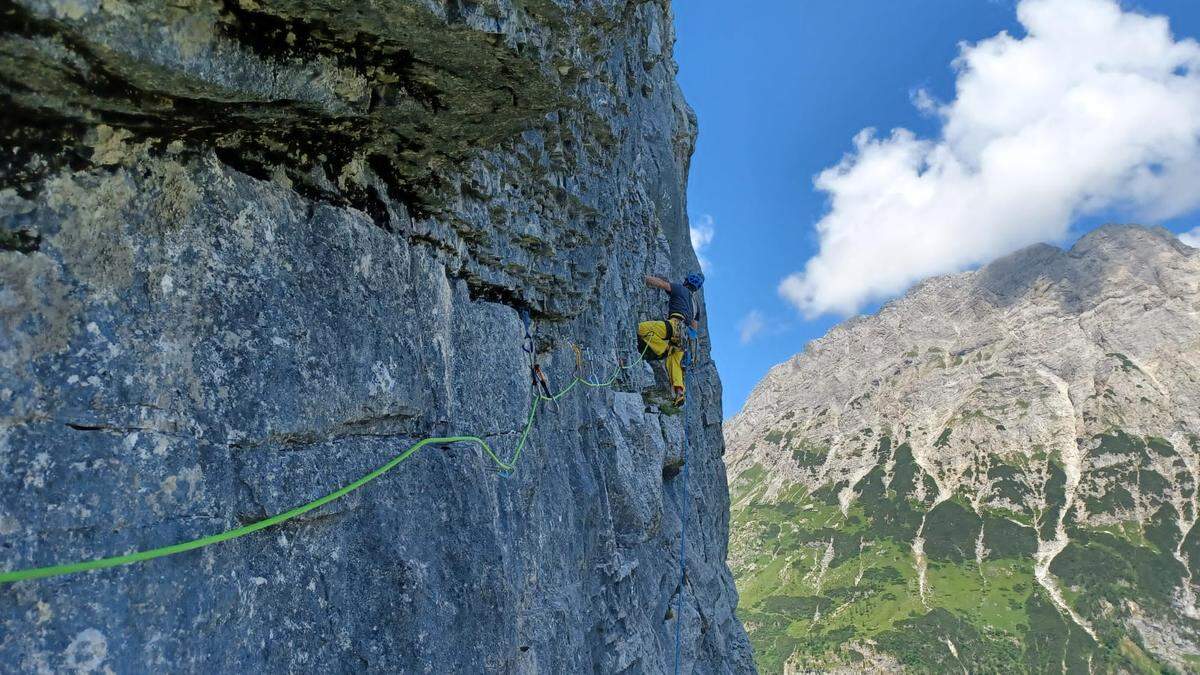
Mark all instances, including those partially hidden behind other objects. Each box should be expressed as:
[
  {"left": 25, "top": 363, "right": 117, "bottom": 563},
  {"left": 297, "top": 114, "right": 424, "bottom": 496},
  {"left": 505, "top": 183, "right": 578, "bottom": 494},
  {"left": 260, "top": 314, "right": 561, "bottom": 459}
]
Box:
[
  {"left": 637, "top": 320, "right": 670, "bottom": 360},
  {"left": 666, "top": 347, "right": 685, "bottom": 406}
]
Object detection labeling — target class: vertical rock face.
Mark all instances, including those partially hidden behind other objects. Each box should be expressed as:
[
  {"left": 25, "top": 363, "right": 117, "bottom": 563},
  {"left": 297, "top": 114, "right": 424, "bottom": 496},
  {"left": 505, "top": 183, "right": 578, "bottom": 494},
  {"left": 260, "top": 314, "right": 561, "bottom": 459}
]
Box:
[
  {"left": 725, "top": 225, "right": 1200, "bottom": 673},
  {"left": 0, "top": 1, "right": 752, "bottom": 671}
]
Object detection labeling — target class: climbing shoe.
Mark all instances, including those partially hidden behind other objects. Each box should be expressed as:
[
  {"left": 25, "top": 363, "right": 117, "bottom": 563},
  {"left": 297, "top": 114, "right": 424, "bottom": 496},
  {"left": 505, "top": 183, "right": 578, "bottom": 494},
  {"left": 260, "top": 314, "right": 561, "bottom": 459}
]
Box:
[{"left": 672, "top": 387, "right": 685, "bottom": 407}]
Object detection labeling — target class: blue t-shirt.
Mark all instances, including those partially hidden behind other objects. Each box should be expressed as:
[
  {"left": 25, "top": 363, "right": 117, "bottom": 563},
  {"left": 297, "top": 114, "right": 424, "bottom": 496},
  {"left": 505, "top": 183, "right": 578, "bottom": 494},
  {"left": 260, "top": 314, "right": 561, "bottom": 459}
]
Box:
[{"left": 667, "top": 282, "right": 699, "bottom": 322}]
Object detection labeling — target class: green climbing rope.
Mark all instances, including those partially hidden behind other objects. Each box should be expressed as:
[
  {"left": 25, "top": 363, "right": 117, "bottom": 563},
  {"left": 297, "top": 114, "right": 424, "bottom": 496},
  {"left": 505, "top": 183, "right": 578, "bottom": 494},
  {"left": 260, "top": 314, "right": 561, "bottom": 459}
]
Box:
[{"left": 0, "top": 342, "right": 649, "bottom": 584}]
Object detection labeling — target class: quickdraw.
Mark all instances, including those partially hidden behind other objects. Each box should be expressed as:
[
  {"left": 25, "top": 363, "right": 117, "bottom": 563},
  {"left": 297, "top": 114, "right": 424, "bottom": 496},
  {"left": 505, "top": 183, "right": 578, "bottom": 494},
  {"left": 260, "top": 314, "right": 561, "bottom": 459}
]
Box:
[
  {"left": 531, "top": 363, "right": 553, "bottom": 399},
  {"left": 683, "top": 326, "right": 698, "bottom": 369},
  {"left": 571, "top": 343, "right": 585, "bottom": 377}
]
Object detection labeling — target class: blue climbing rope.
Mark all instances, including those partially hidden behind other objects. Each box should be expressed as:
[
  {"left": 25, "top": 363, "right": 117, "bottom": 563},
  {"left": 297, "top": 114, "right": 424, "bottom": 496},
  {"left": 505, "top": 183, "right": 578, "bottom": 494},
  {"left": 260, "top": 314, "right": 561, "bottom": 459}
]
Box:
[{"left": 673, "top": 337, "right": 696, "bottom": 675}]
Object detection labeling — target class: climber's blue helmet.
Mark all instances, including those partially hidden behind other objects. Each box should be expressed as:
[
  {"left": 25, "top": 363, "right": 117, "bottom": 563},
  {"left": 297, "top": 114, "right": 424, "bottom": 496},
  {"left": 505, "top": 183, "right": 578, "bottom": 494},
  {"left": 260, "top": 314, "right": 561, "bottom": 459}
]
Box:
[{"left": 685, "top": 271, "right": 705, "bottom": 291}]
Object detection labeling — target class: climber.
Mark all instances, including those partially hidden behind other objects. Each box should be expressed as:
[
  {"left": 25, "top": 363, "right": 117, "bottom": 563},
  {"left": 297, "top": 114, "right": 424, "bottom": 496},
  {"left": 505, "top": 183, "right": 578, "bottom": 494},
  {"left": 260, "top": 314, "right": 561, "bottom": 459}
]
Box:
[{"left": 637, "top": 271, "right": 703, "bottom": 407}]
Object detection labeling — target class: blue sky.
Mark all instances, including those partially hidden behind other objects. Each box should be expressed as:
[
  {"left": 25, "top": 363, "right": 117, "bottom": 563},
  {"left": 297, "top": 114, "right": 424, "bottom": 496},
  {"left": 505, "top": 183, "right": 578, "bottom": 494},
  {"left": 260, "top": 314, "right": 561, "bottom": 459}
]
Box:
[{"left": 673, "top": 0, "right": 1200, "bottom": 417}]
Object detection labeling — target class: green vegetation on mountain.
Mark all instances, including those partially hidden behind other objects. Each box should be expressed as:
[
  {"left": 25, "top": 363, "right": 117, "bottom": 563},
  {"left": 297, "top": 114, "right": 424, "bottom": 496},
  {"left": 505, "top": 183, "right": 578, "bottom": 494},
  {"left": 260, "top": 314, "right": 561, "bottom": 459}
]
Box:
[{"left": 730, "top": 432, "right": 1200, "bottom": 673}]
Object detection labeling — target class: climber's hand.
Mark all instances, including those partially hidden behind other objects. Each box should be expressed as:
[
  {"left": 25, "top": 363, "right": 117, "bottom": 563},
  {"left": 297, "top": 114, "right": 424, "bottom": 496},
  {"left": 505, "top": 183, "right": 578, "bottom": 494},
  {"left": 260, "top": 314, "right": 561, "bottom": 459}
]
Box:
[{"left": 644, "top": 275, "right": 671, "bottom": 291}]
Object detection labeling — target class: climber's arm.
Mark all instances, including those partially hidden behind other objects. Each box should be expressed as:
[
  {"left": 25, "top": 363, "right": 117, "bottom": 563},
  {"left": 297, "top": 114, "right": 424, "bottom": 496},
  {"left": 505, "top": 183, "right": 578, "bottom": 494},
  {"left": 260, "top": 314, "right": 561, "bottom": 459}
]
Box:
[{"left": 643, "top": 275, "right": 671, "bottom": 291}]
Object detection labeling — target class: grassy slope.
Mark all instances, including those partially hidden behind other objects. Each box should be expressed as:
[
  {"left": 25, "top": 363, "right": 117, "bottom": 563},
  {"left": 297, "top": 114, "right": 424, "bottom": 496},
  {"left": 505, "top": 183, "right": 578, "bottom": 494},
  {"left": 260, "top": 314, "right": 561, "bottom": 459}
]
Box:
[{"left": 731, "top": 432, "right": 1196, "bottom": 673}]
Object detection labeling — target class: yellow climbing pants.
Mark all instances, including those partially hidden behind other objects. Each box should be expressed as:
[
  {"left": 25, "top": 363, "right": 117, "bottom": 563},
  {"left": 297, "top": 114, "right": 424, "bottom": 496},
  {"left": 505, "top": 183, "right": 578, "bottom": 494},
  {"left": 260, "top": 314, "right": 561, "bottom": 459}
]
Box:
[{"left": 637, "top": 320, "right": 685, "bottom": 391}]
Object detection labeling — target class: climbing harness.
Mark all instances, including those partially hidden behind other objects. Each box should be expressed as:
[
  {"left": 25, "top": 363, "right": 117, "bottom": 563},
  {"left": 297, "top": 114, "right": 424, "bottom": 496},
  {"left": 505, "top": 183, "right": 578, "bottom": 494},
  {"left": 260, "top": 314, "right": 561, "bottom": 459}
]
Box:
[
  {"left": 637, "top": 315, "right": 685, "bottom": 365},
  {"left": 666, "top": 313, "right": 685, "bottom": 350},
  {"left": 0, "top": 314, "right": 651, "bottom": 585}
]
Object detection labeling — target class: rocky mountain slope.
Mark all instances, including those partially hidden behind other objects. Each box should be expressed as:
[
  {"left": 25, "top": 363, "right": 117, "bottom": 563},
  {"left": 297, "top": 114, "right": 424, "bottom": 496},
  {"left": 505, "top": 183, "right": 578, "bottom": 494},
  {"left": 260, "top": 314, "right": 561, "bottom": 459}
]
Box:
[
  {"left": 0, "top": 0, "right": 753, "bottom": 671},
  {"left": 725, "top": 225, "right": 1200, "bottom": 673}
]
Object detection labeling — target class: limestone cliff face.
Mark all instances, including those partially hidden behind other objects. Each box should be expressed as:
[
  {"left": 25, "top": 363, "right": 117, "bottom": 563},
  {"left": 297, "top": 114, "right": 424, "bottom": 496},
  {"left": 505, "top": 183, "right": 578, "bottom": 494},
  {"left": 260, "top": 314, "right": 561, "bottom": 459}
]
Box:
[
  {"left": 0, "top": 1, "right": 753, "bottom": 671},
  {"left": 725, "top": 226, "right": 1200, "bottom": 672}
]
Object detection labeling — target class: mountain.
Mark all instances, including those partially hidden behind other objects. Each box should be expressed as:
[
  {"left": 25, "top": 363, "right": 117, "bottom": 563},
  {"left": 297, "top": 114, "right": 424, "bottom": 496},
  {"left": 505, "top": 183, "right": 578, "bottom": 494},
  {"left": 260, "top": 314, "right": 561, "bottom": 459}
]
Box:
[
  {"left": 0, "top": 1, "right": 753, "bottom": 671},
  {"left": 725, "top": 225, "right": 1200, "bottom": 673}
]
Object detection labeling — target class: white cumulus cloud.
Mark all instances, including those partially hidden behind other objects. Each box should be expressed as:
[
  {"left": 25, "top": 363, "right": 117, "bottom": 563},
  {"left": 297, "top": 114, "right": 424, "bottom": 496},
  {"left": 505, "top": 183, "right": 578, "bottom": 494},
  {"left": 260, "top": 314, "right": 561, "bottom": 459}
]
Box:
[
  {"left": 690, "top": 214, "right": 715, "bottom": 272},
  {"left": 739, "top": 310, "right": 766, "bottom": 344},
  {"left": 1181, "top": 227, "right": 1200, "bottom": 247},
  {"left": 781, "top": 0, "right": 1200, "bottom": 317}
]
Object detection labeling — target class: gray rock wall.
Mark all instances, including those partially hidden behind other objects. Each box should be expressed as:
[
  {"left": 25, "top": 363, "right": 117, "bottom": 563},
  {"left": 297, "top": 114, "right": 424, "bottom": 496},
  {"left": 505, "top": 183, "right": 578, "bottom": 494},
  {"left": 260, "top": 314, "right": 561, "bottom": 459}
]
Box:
[{"left": 0, "top": 0, "right": 753, "bottom": 671}]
